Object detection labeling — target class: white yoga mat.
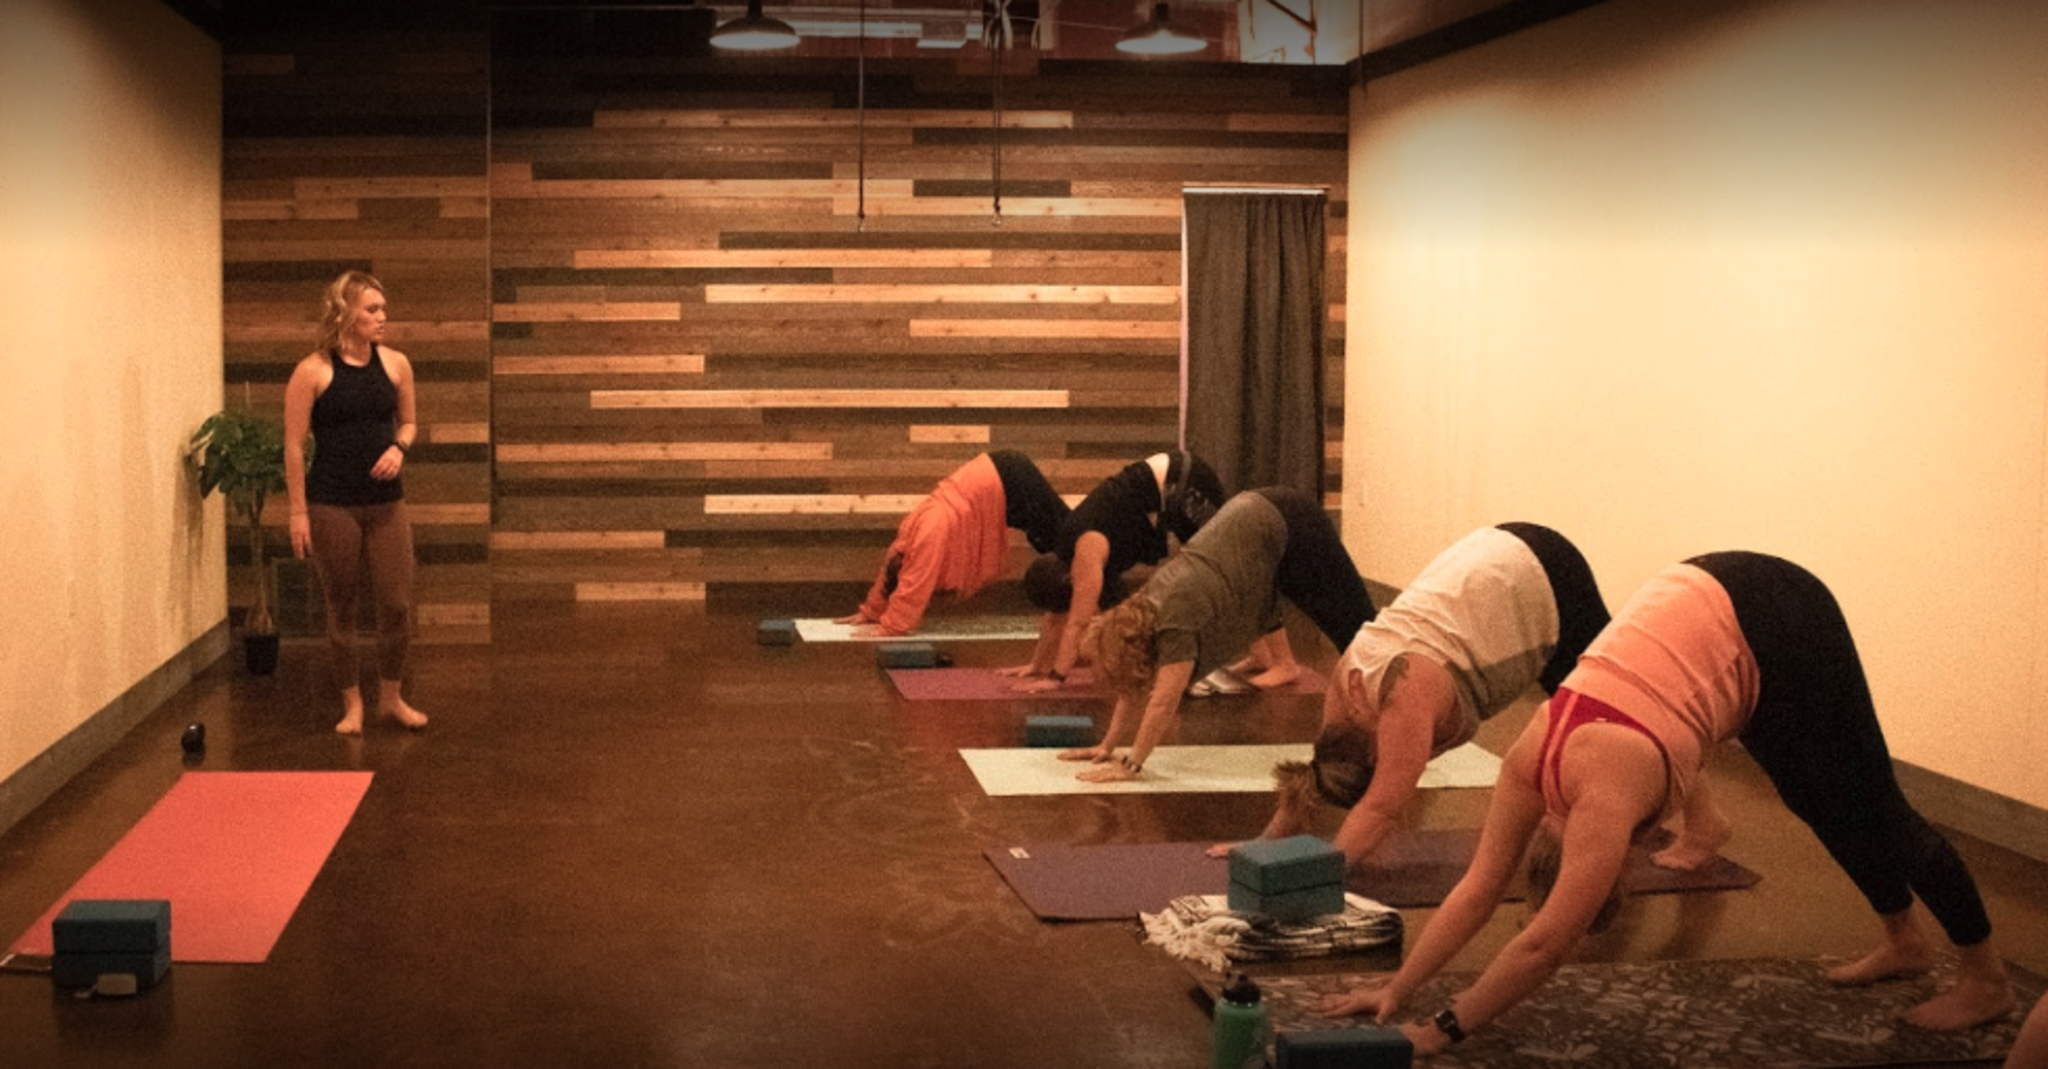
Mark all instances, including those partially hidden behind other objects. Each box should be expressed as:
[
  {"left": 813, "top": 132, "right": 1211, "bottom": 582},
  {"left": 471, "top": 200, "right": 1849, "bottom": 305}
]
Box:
[
  {"left": 960, "top": 742, "right": 1501, "bottom": 797},
  {"left": 792, "top": 615, "right": 1041, "bottom": 643},
  {"left": 1415, "top": 742, "right": 1504, "bottom": 789}
]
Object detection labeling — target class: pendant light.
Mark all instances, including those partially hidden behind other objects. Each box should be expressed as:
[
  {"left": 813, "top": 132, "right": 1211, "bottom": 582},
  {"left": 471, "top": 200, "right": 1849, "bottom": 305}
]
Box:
[
  {"left": 1116, "top": 3, "right": 1207, "bottom": 55},
  {"left": 711, "top": 0, "right": 799, "bottom": 51}
]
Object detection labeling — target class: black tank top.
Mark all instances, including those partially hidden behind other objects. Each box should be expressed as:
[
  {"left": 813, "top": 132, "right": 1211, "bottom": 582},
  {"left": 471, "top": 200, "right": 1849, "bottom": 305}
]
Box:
[
  {"left": 306, "top": 345, "right": 403, "bottom": 507},
  {"left": 1058, "top": 460, "right": 1170, "bottom": 578}
]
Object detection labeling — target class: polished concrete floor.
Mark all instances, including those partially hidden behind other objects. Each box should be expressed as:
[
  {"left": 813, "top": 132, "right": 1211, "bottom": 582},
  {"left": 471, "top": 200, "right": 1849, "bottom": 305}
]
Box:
[{"left": 2, "top": 601, "right": 2044, "bottom": 1068}]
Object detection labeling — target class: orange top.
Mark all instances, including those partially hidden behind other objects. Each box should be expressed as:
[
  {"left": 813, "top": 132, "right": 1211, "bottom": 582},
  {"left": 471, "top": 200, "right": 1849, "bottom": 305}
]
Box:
[
  {"left": 1559, "top": 563, "right": 1760, "bottom": 820},
  {"left": 858, "top": 453, "right": 1011, "bottom": 635}
]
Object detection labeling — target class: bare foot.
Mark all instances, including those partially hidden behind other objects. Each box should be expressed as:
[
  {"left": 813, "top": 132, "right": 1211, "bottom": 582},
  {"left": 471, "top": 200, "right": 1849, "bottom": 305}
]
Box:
[
  {"left": 1651, "top": 820, "right": 1732, "bottom": 871},
  {"left": 1246, "top": 664, "right": 1301, "bottom": 689},
  {"left": 1902, "top": 972, "right": 2015, "bottom": 1031},
  {"left": 379, "top": 701, "right": 428, "bottom": 731},
  {"left": 334, "top": 693, "right": 366, "bottom": 736},
  {"left": 1827, "top": 939, "right": 1938, "bottom": 986}
]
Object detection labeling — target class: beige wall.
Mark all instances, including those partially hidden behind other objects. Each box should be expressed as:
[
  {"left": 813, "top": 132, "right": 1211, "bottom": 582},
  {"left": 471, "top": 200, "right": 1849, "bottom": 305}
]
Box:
[
  {"left": 0, "top": 0, "right": 224, "bottom": 785},
  {"left": 1345, "top": 0, "right": 2048, "bottom": 807}
]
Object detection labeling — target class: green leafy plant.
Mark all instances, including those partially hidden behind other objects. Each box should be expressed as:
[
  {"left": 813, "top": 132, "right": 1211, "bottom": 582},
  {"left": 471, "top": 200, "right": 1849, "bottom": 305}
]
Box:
[{"left": 190, "top": 407, "right": 290, "bottom": 635}]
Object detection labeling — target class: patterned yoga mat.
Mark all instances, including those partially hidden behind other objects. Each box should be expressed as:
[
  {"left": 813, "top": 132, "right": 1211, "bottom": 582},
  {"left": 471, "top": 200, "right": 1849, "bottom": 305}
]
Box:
[{"left": 1202, "top": 957, "right": 2043, "bottom": 1069}]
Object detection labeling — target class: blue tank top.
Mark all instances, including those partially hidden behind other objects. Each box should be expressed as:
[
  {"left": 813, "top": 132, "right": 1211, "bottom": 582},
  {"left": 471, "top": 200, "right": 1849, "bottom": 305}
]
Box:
[{"left": 306, "top": 345, "right": 403, "bottom": 507}]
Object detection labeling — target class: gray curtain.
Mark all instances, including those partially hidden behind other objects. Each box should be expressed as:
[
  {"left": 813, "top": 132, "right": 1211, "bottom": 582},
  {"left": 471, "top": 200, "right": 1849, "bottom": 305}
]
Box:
[{"left": 1182, "top": 191, "right": 1327, "bottom": 498}]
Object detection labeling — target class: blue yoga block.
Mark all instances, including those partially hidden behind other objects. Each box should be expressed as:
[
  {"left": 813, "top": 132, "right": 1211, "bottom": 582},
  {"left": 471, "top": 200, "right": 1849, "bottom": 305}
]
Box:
[
  {"left": 52, "top": 948, "right": 172, "bottom": 989},
  {"left": 1228, "top": 879, "right": 1345, "bottom": 922},
  {"left": 1024, "top": 715, "right": 1094, "bottom": 748},
  {"left": 52, "top": 899, "right": 171, "bottom": 955},
  {"left": 1228, "top": 834, "right": 1345, "bottom": 895},
  {"left": 1276, "top": 1027, "right": 1414, "bottom": 1069},
  {"left": 756, "top": 618, "right": 797, "bottom": 646},
  {"left": 878, "top": 642, "right": 940, "bottom": 668}
]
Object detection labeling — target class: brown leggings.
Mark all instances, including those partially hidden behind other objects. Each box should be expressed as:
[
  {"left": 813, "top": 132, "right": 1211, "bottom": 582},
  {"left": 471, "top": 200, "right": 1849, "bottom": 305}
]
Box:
[{"left": 306, "top": 500, "right": 414, "bottom": 691}]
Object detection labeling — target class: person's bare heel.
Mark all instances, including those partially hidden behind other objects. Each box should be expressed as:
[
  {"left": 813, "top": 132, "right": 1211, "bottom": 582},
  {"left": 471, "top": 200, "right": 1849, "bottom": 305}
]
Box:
[
  {"left": 377, "top": 680, "right": 427, "bottom": 730},
  {"left": 380, "top": 701, "right": 428, "bottom": 730},
  {"left": 333, "top": 690, "right": 365, "bottom": 736}
]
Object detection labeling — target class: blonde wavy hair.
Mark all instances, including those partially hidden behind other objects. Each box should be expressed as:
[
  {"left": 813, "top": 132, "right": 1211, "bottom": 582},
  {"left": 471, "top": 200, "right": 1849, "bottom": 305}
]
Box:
[
  {"left": 316, "top": 270, "right": 385, "bottom": 355},
  {"left": 1081, "top": 596, "right": 1160, "bottom": 700},
  {"left": 1270, "top": 759, "right": 1322, "bottom": 816}
]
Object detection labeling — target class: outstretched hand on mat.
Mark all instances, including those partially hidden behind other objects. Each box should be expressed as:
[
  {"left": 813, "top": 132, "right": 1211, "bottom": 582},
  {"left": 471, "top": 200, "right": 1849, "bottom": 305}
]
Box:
[
  {"left": 1056, "top": 745, "right": 1111, "bottom": 764},
  {"left": 1316, "top": 978, "right": 1402, "bottom": 1022},
  {"left": 1076, "top": 760, "right": 1141, "bottom": 783}
]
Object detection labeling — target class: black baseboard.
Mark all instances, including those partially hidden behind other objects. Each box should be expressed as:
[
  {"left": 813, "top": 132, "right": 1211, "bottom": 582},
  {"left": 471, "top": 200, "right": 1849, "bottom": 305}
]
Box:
[{"left": 0, "top": 621, "right": 230, "bottom": 839}]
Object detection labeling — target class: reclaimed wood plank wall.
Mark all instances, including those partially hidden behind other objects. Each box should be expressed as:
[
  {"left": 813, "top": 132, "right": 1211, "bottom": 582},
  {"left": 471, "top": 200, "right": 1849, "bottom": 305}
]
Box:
[
  {"left": 490, "top": 45, "right": 1350, "bottom": 619},
  {"left": 223, "top": 25, "right": 1349, "bottom": 640}
]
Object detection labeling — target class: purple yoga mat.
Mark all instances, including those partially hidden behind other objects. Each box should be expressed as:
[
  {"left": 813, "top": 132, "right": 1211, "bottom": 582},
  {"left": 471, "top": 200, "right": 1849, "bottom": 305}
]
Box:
[
  {"left": 890, "top": 666, "right": 1327, "bottom": 702},
  {"left": 986, "top": 828, "right": 1760, "bottom": 921},
  {"left": 985, "top": 842, "right": 1226, "bottom": 920}
]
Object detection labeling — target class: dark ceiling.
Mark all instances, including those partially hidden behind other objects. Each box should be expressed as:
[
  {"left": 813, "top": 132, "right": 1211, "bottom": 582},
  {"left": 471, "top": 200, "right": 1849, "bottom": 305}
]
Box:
[{"left": 205, "top": 0, "right": 1604, "bottom": 78}]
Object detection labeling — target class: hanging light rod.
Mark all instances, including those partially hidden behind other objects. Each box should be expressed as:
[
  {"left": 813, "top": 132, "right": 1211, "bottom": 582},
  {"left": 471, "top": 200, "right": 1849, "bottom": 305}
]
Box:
[
  {"left": 711, "top": 0, "right": 801, "bottom": 50},
  {"left": 1116, "top": 2, "right": 1208, "bottom": 56}
]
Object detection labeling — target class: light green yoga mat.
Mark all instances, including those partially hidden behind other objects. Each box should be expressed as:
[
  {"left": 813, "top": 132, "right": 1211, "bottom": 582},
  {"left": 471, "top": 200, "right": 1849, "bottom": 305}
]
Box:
[
  {"left": 960, "top": 742, "right": 1501, "bottom": 796},
  {"left": 792, "top": 615, "right": 1041, "bottom": 642}
]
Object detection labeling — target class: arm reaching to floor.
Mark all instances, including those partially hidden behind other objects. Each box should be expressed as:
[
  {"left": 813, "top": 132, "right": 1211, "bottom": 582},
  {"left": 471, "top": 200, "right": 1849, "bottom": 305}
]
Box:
[{"left": 1077, "top": 660, "right": 1194, "bottom": 781}]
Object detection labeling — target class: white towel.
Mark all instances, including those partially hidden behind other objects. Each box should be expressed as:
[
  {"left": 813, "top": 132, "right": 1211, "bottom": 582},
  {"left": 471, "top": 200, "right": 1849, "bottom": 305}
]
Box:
[{"left": 1141, "top": 893, "right": 1402, "bottom": 972}]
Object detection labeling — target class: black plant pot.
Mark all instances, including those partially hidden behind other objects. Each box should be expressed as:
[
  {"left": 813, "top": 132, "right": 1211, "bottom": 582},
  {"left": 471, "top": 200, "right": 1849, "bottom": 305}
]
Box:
[{"left": 244, "top": 632, "right": 280, "bottom": 675}]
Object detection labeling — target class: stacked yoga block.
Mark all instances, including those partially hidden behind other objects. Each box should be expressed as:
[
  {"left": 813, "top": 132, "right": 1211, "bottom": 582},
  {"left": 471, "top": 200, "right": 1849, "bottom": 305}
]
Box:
[
  {"left": 1227, "top": 834, "right": 1345, "bottom": 922},
  {"left": 51, "top": 899, "right": 171, "bottom": 990},
  {"left": 877, "top": 642, "right": 941, "bottom": 668},
  {"left": 1275, "top": 1027, "right": 1413, "bottom": 1068},
  {"left": 755, "top": 618, "right": 797, "bottom": 646},
  {"left": 1023, "top": 715, "right": 1093, "bottom": 748}
]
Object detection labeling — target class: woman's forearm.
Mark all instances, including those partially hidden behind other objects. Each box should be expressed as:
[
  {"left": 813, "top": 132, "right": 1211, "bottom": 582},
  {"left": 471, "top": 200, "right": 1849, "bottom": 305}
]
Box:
[
  {"left": 1431, "top": 931, "right": 1571, "bottom": 1036},
  {"left": 1382, "top": 874, "right": 1504, "bottom": 1006}
]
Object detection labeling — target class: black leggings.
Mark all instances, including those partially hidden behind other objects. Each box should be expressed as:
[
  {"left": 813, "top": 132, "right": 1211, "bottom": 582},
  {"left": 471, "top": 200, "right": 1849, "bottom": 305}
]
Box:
[
  {"left": 1690, "top": 551, "right": 1992, "bottom": 947},
  {"left": 1251, "top": 486, "right": 1377, "bottom": 650},
  {"left": 988, "top": 450, "right": 1069, "bottom": 555},
  {"left": 1497, "top": 522, "right": 1611, "bottom": 696}
]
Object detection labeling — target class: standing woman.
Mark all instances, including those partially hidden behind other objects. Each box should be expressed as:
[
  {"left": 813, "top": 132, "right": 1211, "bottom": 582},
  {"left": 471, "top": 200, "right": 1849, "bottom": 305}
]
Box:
[
  {"left": 1063, "top": 486, "right": 1376, "bottom": 782},
  {"left": 283, "top": 270, "right": 429, "bottom": 736},
  {"left": 1318, "top": 553, "right": 2012, "bottom": 1054}
]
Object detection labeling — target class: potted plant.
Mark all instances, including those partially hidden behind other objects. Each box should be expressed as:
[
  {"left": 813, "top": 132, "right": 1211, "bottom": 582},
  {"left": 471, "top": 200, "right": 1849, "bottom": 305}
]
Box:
[{"left": 190, "top": 405, "right": 290, "bottom": 674}]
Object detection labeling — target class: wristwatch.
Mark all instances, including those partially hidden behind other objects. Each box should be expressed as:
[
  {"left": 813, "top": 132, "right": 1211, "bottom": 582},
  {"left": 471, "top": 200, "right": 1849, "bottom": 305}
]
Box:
[{"left": 1432, "top": 1007, "right": 1467, "bottom": 1044}]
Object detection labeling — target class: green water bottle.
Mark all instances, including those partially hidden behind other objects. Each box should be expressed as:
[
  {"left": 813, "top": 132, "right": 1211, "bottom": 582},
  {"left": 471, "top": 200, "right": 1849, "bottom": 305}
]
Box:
[{"left": 1212, "top": 972, "right": 1268, "bottom": 1069}]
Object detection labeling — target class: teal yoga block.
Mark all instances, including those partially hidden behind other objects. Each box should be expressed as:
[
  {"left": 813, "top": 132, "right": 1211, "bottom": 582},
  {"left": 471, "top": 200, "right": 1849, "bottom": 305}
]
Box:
[
  {"left": 877, "top": 642, "right": 940, "bottom": 668},
  {"left": 1227, "top": 880, "right": 1345, "bottom": 922},
  {"left": 1228, "top": 835, "right": 1344, "bottom": 895},
  {"left": 1228, "top": 835, "right": 1345, "bottom": 921},
  {"left": 52, "top": 947, "right": 172, "bottom": 989},
  {"left": 1276, "top": 1027, "right": 1413, "bottom": 1068},
  {"left": 52, "top": 899, "right": 170, "bottom": 954},
  {"left": 1024, "top": 715, "right": 1093, "bottom": 748},
  {"left": 756, "top": 618, "right": 797, "bottom": 646}
]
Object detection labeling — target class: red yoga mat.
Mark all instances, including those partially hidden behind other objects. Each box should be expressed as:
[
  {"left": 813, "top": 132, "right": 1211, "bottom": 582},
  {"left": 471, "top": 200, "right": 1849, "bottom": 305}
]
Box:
[
  {"left": 9, "top": 771, "right": 374, "bottom": 963},
  {"left": 889, "top": 665, "right": 1327, "bottom": 701}
]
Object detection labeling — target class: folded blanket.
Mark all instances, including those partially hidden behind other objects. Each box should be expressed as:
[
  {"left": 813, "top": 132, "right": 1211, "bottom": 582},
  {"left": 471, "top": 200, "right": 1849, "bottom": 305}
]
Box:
[{"left": 1141, "top": 893, "right": 1402, "bottom": 973}]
